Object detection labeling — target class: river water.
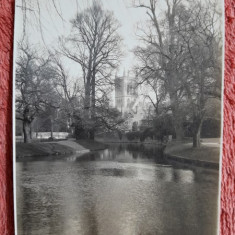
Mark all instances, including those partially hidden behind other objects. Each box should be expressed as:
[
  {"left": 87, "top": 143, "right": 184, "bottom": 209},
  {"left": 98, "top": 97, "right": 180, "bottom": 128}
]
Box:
[{"left": 16, "top": 144, "right": 219, "bottom": 235}]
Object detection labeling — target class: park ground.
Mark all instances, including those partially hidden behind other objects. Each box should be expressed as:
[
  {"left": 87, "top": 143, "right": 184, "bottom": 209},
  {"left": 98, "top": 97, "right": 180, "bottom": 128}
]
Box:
[{"left": 165, "top": 138, "right": 220, "bottom": 168}]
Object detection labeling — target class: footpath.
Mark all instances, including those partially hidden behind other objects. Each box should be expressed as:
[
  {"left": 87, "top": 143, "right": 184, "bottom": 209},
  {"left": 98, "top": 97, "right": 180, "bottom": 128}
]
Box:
[{"left": 164, "top": 138, "right": 220, "bottom": 169}]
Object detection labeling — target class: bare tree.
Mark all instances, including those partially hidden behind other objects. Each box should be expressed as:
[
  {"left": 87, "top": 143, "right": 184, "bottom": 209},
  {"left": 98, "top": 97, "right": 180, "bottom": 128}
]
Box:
[
  {"left": 15, "top": 41, "right": 57, "bottom": 143},
  {"left": 133, "top": 0, "right": 187, "bottom": 140},
  {"left": 60, "top": 2, "right": 122, "bottom": 139},
  {"left": 133, "top": 0, "right": 222, "bottom": 146},
  {"left": 50, "top": 55, "right": 83, "bottom": 131},
  {"left": 175, "top": 1, "right": 222, "bottom": 147},
  {"left": 16, "top": 0, "right": 67, "bottom": 45}
]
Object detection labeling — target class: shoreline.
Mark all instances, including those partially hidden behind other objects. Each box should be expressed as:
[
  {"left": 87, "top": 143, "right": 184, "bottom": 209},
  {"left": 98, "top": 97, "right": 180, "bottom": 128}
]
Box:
[
  {"left": 16, "top": 139, "right": 107, "bottom": 159},
  {"left": 164, "top": 140, "right": 220, "bottom": 169},
  {"left": 164, "top": 153, "right": 219, "bottom": 169}
]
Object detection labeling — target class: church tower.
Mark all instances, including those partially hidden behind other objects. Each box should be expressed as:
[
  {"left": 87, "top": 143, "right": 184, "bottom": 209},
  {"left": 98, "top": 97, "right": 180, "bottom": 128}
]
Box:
[{"left": 115, "top": 70, "right": 138, "bottom": 114}]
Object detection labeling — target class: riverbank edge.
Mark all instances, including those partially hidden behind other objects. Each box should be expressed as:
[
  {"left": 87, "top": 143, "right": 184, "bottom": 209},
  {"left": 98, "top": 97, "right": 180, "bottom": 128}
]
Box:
[
  {"left": 16, "top": 142, "right": 75, "bottom": 158},
  {"left": 164, "top": 153, "right": 219, "bottom": 169},
  {"left": 16, "top": 139, "right": 107, "bottom": 158},
  {"left": 164, "top": 142, "right": 220, "bottom": 169}
]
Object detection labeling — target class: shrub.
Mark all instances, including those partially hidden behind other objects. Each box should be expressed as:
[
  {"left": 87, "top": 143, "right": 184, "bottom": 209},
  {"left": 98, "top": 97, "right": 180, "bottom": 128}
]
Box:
[
  {"left": 74, "top": 125, "right": 87, "bottom": 139},
  {"left": 183, "top": 118, "right": 221, "bottom": 138},
  {"left": 132, "top": 122, "right": 138, "bottom": 131},
  {"left": 140, "top": 128, "right": 155, "bottom": 142},
  {"left": 201, "top": 118, "right": 221, "bottom": 138},
  {"left": 126, "top": 131, "right": 140, "bottom": 141}
]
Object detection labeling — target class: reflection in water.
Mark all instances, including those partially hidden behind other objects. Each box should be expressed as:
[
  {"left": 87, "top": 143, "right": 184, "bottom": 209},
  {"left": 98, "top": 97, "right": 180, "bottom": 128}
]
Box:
[{"left": 16, "top": 144, "right": 219, "bottom": 235}]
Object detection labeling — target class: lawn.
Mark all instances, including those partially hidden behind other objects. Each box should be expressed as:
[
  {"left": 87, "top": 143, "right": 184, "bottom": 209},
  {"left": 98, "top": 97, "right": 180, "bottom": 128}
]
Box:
[
  {"left": 16, "top": 142, "right": 74, "bottom": 158},
  {"left": 165, "top": 141, "right": 220, "bottom": 163}
]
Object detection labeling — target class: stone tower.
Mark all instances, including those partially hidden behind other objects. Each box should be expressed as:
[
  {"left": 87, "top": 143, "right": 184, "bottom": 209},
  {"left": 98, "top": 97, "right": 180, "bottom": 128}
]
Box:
[{"left": 115, "top": 70, "right": 138, "bottom": 114}]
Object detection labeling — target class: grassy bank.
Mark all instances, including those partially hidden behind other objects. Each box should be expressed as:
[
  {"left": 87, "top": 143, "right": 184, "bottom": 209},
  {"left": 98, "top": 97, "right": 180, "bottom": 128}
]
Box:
[
  {"left": 16, "top": 139, "right": 107, "bottom": 158},
  {"left": 165, "top": 141, "right": 220, "bottom": 163},
  {"left": 75, "top": 139, "right": 108, "bottom": 151},
  {"left": 16, "top": 142, "right": 74, "bottom": 158}
]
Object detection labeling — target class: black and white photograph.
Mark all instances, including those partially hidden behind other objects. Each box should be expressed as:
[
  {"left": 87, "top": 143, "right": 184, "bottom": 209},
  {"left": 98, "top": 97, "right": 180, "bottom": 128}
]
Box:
[{"left": 14, "top": 0, "right": 223, "bottom": 234}]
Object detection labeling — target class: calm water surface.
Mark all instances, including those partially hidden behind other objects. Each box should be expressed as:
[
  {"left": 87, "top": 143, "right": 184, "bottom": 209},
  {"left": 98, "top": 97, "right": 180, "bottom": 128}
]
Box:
[{"left": 16, "top": 144, "right": 219, "bottom": 235}]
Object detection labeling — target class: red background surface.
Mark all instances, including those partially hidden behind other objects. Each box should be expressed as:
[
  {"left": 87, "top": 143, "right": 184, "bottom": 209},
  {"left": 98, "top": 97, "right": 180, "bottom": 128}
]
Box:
[{"left": 0, "top": 0, "right": 234, "bottom": 234}]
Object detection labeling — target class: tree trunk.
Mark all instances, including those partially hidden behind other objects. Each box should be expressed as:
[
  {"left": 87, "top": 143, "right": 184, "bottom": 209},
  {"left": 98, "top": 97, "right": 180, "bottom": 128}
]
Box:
[
  {"left": 51, "top": 117, "right": 54, "bottom": 139},
  {"left": 30, "top": 122, "right": 33, "bottom": 139},
  {"left": 84, "top": 87, "right": 90, "bottom": 116},
  {"left": 192, "top": 116, "right": 203, "bottom": 148},
  {"left": 84, "top": 74, "right": 91, "bottom": 116},
  {"left": 193, "top": 128, "right": 201, "bottom": 148},
  {"left": 168, "top": 74, "right": 184, "bottom": 141},
  {"left": 90, "top": 74, "right": 96, "bottom": 140},
  {"left": 23, "top": 107, "right": 33, "bottom": 143},
  {"left": 91, "top": 76, "right": 95, "bottom": 118},
  {"left": 83, "top": 79, "right": 91, "bottom": 139},
  {"left": 23, "top": 120, "right": 31, "bottom": 143},
  {"left": 36, "top": 120, "right": 38, "bottom": 139},
  {"left": 170, "top": 99, "right": 184, "bottom": 141}
]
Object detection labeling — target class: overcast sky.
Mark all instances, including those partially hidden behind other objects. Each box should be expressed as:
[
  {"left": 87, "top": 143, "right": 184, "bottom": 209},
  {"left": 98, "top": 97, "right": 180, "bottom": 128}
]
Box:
[
  {"left": 14, "top": 0, "right": 222, "bottom": 75},
  {"left": 15, "top": 0, "right": 164, "bottom": 76},
  {"left": 14, "top": 0, "right": 223, "bottom": 106}
]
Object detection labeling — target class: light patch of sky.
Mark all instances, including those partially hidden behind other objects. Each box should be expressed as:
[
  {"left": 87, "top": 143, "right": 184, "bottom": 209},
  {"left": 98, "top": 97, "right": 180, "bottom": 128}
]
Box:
[{"left": 14, "top": 0, "right": 167, "bottom": 78}]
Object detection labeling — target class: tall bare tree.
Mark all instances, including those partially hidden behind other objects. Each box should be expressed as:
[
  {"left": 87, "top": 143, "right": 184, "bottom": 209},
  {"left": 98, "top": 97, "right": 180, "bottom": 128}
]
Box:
[
  {"left": 60, "top": 2, "right": 122, "bottom": 139},
  {"left": 133, "top": 0, "right": 187, "bottom": 140},
  {"left": 134, "top": 0, "right": 222, "bottom": 146},
  {"left": 175, "top": 1, "right": 222, "bottom": 147}
]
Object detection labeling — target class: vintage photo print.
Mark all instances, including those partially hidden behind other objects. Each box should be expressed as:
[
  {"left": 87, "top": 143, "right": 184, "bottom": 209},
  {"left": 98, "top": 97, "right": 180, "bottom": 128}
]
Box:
[{"left": 14, "top": 0, "right": 224, "bottom": 234}]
